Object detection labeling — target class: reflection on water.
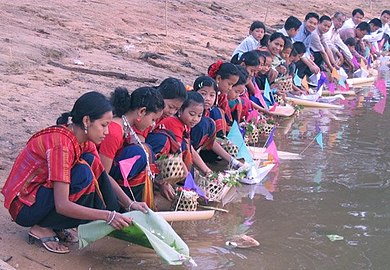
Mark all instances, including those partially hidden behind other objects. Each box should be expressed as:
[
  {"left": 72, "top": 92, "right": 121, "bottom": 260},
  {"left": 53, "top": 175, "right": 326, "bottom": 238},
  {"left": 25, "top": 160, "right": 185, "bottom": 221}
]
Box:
[{"left": 101, "top": 72, "right": 390, "bottom": 269}]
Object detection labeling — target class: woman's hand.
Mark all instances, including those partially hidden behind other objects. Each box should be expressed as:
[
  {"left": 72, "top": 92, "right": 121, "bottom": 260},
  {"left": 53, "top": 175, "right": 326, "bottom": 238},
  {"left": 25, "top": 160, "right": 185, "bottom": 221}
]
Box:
[
  {"left": 107, "top": 211, "right": 133, "bottom": 230},
  {"left": 159, "top": 182, "right": 175, "bottom": 201},
  {"left": 129, "top": 201, "right": 149, "bottom": 213}
]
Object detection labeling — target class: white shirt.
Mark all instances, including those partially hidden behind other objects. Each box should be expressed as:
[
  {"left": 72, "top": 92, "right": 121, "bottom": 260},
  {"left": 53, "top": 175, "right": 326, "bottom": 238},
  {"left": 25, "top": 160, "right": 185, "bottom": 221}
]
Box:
[
  {"left": 232, "top": 35, "right": 260, "bottom": 57},
  {"left": 323, "top": 23, "right": 353, "bottom": 59},
  {"left": 340, "top": 18, "right": 356, "bottom": 30}
]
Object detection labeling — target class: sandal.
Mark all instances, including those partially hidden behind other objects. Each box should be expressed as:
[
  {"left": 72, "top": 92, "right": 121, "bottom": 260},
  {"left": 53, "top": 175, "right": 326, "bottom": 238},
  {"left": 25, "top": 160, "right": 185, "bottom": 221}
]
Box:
[
  {"left": 53, "top": 228, "right": 79, "bottom": 243},
  {"left": 28, "top": 232, "right": 70, "bottom": 254}
]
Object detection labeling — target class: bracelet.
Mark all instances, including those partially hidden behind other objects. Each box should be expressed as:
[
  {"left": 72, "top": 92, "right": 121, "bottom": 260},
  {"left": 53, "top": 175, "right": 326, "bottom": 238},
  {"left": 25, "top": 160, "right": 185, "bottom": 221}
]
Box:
[
  {"left": 127, "top": 201, "right": 135, "bottom": 212},
  {"left": 107, "top": 210, "right": 116, "bottom": 225}
]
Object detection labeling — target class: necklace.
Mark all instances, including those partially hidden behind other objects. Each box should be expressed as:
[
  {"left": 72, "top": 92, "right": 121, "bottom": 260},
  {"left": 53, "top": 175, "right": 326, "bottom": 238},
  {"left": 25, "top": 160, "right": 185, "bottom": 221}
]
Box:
[{"left": 122, "top": 115, "right": 154, "bottom": 181}]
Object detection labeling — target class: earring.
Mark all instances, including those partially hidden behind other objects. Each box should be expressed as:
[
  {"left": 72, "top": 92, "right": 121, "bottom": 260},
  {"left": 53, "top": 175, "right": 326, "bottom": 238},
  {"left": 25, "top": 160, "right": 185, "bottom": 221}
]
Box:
[
  {"left": 136, "top": 117, "right": 141, "bottom": 122},
  {"left": 84, "top": 125, "right": 88, "bottom": 134}
]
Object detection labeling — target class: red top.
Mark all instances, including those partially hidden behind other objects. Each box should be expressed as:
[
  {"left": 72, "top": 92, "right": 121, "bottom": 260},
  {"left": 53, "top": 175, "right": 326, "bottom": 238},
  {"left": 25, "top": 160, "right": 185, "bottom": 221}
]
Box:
[
  {"left": 98, "top": 121, "right": 124, "bottom": 159},
  {"left": 157, "top": 117, "right": 189, "bottom": 145},
  {"left": 2, "top": 126, "right": 98, "bottom": 209}
]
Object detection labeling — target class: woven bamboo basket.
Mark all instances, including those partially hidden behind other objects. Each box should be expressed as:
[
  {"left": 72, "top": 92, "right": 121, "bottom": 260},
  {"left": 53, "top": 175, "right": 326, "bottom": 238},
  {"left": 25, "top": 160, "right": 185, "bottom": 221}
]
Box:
[
  {"left": 274, "top": 77, "right": 293, "bottom": 93},
  {"left": 198, "top": 176, "right": 226, "bottom": 202},
  {"left": 171, "top": 190, "right": 198, "bottom": 211},
  {"left": 244, "top": 128, "right": 259, "bottom": 145},
  {"left": 156, "top": 156, "right": 186, "bottom": 185},
  {"left": 219, "top": 139, "right": 238, "bottom": 157},
  {"left": 259, "top": 123, "right": 274, "bottom": 135},
  {"left": 273, "top": 93, "right": 285, "bottom": 105}
]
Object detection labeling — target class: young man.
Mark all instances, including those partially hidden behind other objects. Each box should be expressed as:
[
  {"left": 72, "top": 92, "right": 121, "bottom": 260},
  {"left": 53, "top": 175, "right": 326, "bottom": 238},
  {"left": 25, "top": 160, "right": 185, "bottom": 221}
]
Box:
[
  {"left": 341, "top": 8, "right": 365, "bottom": 30},
  {"left": 340, "top": 22, "right": 370, "bottom": 61},
  {"left": 310, "top": 15, "right": 335, "bottom": 70},
  {"left": 294, "top": 12, "right": 320, "bottom": 78},
  {"left": 277, "top": 16, "right": 302, "bottom": 41}
]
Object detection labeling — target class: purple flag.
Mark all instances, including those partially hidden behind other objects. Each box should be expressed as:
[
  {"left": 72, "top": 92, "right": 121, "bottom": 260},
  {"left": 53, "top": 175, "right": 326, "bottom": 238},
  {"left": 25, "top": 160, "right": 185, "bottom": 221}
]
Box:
[
  {"left": 317, "top": 72, "right": 327, "bottom": 90},
  {"left": 328, "top": 82, "right": 335, "bottom": 94},
  {"left": 184, "top": 172, "right": 206, "bottom": 198}
]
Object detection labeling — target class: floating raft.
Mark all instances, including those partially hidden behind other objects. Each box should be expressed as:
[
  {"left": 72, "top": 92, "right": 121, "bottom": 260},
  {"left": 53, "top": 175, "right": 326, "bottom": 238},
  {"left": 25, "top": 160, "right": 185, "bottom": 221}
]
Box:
[
  {"left": 322, "top": 90, "right": 356, "bottom": 96},
  {"left": 346, "top": 76, "right": 376, "bottom": 87},
  {"left": 248, "top": 146, "right": 301, "bottom": 160},
  {"left": 156, "top": 210, "right": 215, "bottom": 222},
  {"left": 269, "top": 104, "right": 296, "bottom": 117},
  {"left": 285, "top": 97, "right": 343, "bottom": 109}
]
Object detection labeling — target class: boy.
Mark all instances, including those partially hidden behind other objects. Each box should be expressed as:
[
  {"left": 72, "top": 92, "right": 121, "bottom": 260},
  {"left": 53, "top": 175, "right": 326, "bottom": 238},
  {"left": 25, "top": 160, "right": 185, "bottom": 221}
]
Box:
[
  {"left": 277, "top": 16, "right": 302, "bottom": 41},
  {"left": 232, "top": 21, "right": 266, "bottom": 58}
]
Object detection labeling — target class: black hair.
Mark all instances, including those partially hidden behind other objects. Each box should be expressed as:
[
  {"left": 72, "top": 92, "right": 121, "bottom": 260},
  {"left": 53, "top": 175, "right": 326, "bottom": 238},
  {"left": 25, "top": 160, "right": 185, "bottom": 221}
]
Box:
[
  {"left": 352, "top": 8, "right": 364, "bottom": 17},
  {"left": 110, "top": 86, "right": 164, "bottom": 117},
  {"left": 333, "top": 11, "right": 346, "bottom": 19},
  {"left": 268, "top": 32, "right": 286, "bottom": 44},
  {"left": 57, "top": 91, "right": 112, "bottom": 127},
  {"left": 180, "top": 91, "right": 204, "bottom": 111},
  {"left": 234, "top": 65, "right": 250, "bottom": 86},
  {"left": 260, "top": 34, "right": 270, "bottom": 47},
  {"left": 157, "top": 77, "right": 187, "bottom": 101},
  {"left": 344, "top": 37, "right": 356, "bottom": 46},
  {"left": 208, "top": 62, "right": 239, "bottom": 80},
  {"left": 319, "top": 15, "right": 332, "bottom": 23},
  {"left": 193, "top": 76, "right": 218, "bottom": 93},
  {"left": 232, "top": 51, "right": 260, "bottom": 67},
  {"left": 369, "top": 18, "right": 382, "bottom": 28},
  {"left": 381, "top": 10, "right": 390, "bottom": 17},
  {"left": 283, "top": 37, "right": 293, "bottom": 50},
  {"left": 250, "top": 20, "right": 266, "bottom": 32},
  {"left": 356, "top": 21, "right": 370, "bottom": 33},
  {"left": 305, "top": 12, "right": 320, "bottom": 22},
  {"left": 255, "top": 49, "right": 272, "bottom": 59},
  {"left": 292, "top": 41, "right": 306, "bottom": 55},
  {"left": 284, "top": 16, "right": 302, "bottom": 31}
]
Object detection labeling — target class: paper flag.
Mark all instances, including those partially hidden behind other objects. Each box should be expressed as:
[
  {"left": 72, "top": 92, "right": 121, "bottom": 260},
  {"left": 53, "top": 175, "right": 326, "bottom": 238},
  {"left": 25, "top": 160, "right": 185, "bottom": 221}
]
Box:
[
  {"left": 351, "top": 56, "right": 360, "bottom": 69},
  {"left": 227, "top": 121, "right": 254, "bottom": 165},
  {"left": 373, "top": 98, "right": 386, "bottom": 114},
  {"left": 338, "top": 67, "right": 348, "bottom": 81},
  {"left": 184, "top": 172, "right": 206, "bottom": 198},
  {"left": 374, "top": 79, "right": 387, "bottom": 96},
  {"left": 294, "top": 70, "right": 302, "bottom": 86},
  {"left": 269, "top": 102, "right": 278, "bottom": 112},
  {"left": 331, "top": 68, "right": 340, "bottom": 80},
  {"left": 360, "top": 58, "right": 367, "bottom": 71},
  {"left": 302, "top": 75, "right": 309, "bottom": 91},
  {"left": 365, "top": 46, "right": 370, "bottom": 58},
  {"left": 119, "top": 155, "right": 141, "bottom": 187},
  {"left": 317, "top": 72, "right": 328, "bottom": 90},
  {"left": 315, "top": 132, "right": 324, "bottom": 150},
  {"left": 309, "top": 73, "right": 320, "bottom": 85},
  {"left": 253, "top": 78, "right": 269, "bottom": 109},
  {"left": 246, "top": 109, "right": 259, "bottom": 123},
  {"left": 367, "top": 55, "right": 371, "bottom": 68},
  {"left": 264, "top": 140, "right": 279, "bottom": 163},
  {"left": 338, "top": 79, "right": 346, "bottom": 89},
  {"left": 264, "top": 78, "right": 272, "bottom": 102},
  {"left": 385, "top": 41, "right": 390, "bottom": 51},
  {"left": 328, "top": 82, "right": 335, "bottom": 94}
]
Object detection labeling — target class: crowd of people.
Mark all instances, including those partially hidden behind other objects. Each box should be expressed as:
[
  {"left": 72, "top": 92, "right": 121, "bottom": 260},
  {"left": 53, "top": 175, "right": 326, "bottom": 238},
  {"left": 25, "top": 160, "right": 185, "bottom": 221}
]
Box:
[{"left": 2, "top": 7, "right": 389, "bottom": 254}]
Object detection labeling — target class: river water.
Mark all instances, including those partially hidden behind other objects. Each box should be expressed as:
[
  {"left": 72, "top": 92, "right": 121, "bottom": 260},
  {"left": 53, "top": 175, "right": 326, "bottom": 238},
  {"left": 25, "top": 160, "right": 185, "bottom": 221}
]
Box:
[{"left": 96, "top": 69, "right": 389, "bottom": 270}]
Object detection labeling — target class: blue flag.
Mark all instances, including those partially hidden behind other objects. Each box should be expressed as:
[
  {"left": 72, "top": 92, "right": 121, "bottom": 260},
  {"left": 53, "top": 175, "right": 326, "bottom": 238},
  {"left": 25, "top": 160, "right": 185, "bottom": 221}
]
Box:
[
  {"left": 227, "top": 121, "right": 254, "bottom": 165},
  {"left": 264, "top": 78, "right": 272, "bottom": 102},
  {"left": 315, "top": 132, "right": 324, "bottom": 150},
  {"left": 365, "top": 46, "right": 370, "bottom": 58},
  {"left": 294, "top": 70, "right": 302, "bottom": 86},
  {"left": 385, "top": 41, "right": 390, "bottom": 51}
]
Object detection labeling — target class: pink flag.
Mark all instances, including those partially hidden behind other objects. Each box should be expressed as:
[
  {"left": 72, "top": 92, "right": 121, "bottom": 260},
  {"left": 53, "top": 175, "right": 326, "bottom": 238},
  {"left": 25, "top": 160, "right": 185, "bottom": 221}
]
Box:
[
  {"left": 119, "top": 155, "right": 141, "bottom": 187},
  {"left": 328, "top": 82, "right": 335, "bottom": 94},
  {"left": 269, "top": 102, "right": 278, "bottom": 112},
  {"left": 264, "top": 140, "right": 279, "bottom": 163},
  {"left": 246, "top": 109, "right": 259, "bottom": 123},
  {"left": 253, "top": 79, "right": 269, "bottom": 109},
  {"left": 373, "top": 98, "right": 386, "bottom": 114},
  {"left": 351, "top": 56, "right": 360, "bottom": 69},
  {"left": 375, "top": 79, "right": 387, "bottom": 97}
]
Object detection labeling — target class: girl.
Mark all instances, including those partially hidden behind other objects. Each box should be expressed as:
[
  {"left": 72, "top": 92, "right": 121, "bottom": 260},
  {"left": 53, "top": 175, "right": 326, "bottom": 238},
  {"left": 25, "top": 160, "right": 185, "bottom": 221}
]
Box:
[
  {"left": 207, "top": 61, "right": 239, "bottom": 137},
  {"left": 2, "top": 92, "right": 148, "bottom": 254},
  {"left": 192, "top": 76, "right": 243, "bottom": 169},
  {"left": 99, "top": 87, "right": 165, "bottom": 209},
  {"left": 157, "top": 92, "right": 212, "bottom": 175},
  {"left": 228, "top": 65, "right": 250, "bottom": 123},
  {"left": 134, "top": 77, "right": 187, "bottom": 141}
]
